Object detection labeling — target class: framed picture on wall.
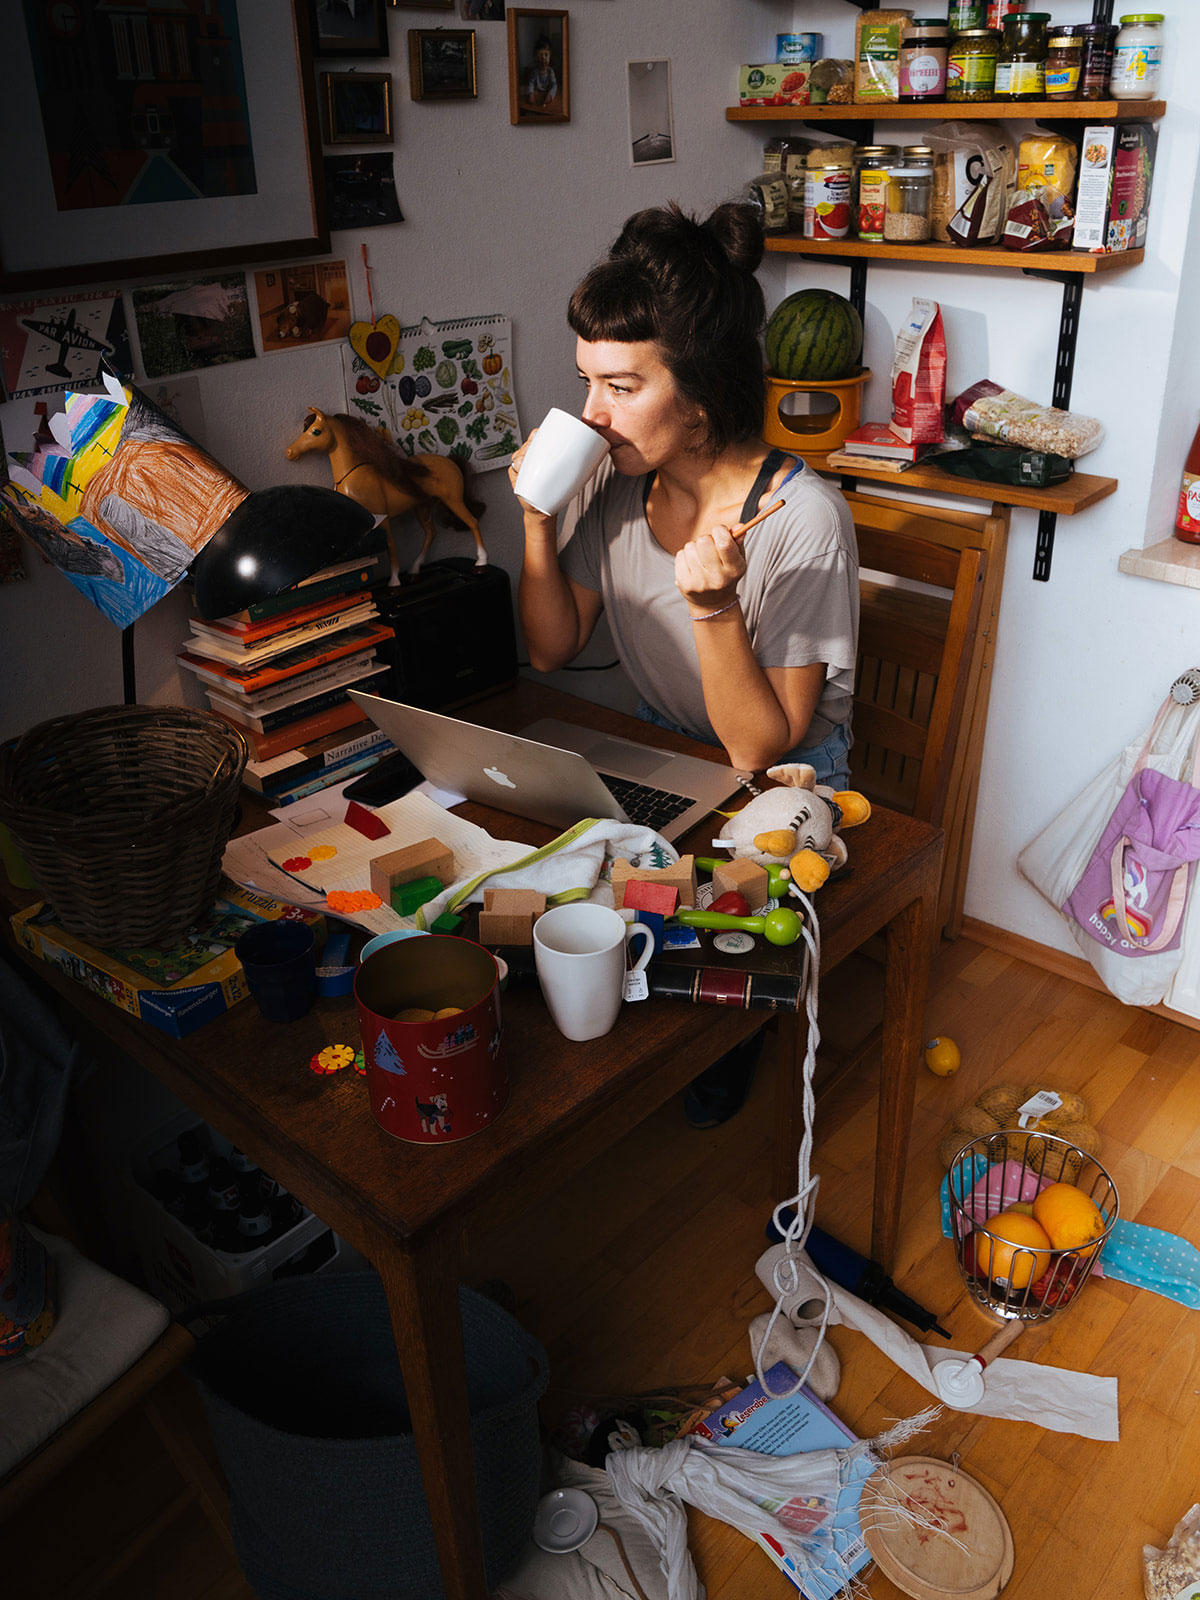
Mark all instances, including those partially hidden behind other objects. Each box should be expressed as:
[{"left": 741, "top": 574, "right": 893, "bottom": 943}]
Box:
[
  {"left": 322, "top": 71, "right": 394, "bottom": 142},
  {"left": 0, "top": 0, "right": 328, "bottom": 292},
  {"left": 627, "top": 59, "right": 675, "bottom": 165},
  {"left": 408, "top": 29, "right": 478, "bottom": 99},
  {"left": 310, "top": 0, "right": 390, "bottom": 56},
  {"left": 507, "top": 9, "right": 569, "bottom": 124}
]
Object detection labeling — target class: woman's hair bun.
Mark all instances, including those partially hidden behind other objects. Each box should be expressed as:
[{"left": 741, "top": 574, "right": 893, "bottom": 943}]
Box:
[{"left": 703, "top": 201, "right": 765, "bottom": 277}]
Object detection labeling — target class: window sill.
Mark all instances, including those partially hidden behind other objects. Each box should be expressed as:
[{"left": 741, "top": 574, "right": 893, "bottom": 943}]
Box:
[{"left": 1119, "top": 538, "right": 1200, "bottom": 589}]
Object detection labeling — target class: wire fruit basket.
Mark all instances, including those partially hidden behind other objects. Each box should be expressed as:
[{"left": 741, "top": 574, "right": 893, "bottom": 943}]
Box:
[{"left": 947, "top": 1130, "right": 1119, "bottom": 1323}]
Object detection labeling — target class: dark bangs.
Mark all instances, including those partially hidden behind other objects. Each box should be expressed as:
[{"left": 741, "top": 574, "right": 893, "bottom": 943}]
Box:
[{"left": 567, "top": 261, "right": 659, "bottom": 345}]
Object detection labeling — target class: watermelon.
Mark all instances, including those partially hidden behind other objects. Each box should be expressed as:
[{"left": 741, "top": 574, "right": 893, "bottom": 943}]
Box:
[{"left": 765, "top": 289, "right": 863, "bottom": 382}]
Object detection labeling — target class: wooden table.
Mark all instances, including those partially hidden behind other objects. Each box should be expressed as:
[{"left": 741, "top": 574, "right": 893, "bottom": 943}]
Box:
[{"left": 1, "top": 680, "right": 942, "bottom": 1600}]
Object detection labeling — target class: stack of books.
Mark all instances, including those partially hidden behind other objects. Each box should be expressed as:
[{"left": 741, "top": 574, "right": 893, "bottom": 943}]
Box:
[
  {"left": 826, "top": 423, "right": 927, "bottom": 474},
  {"left": 177, "top": 560, "right": 397, "bottom": 807}
]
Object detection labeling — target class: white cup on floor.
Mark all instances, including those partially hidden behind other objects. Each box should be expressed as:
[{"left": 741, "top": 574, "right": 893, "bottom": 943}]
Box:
[
  {"left": 514, "top": 409, "right": 610, "bottom": 515},
  {"left": 533, "top": 902, "right": 653, "bottom": 1042}
]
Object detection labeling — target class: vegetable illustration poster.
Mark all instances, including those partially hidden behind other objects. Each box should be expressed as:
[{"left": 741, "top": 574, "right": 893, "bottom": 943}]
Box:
[{"left": 342, "top": 315, "right": 521, "bottom": 472}]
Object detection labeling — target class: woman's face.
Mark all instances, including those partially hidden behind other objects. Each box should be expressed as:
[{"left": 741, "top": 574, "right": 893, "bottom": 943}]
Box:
[{"left": 576, "top": 338, "right": 698, "bottom": 475}]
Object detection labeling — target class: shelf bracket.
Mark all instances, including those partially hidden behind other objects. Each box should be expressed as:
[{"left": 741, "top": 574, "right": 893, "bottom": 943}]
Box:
[{"left": 1020, "top": 269, "right": 1084, "bottom": 581}]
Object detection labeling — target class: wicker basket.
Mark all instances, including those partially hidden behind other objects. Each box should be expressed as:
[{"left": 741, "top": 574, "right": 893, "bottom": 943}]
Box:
[{"left": 0, "top": 704, "right": 247, "bottom": 947}]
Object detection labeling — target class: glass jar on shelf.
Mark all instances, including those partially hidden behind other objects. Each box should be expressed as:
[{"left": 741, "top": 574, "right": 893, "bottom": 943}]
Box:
[
  {"left": 1110, "top": 13, "right": 1163, "bottom": 100},
  {"left": 899, "top": 19, "right": 949, "bottom": 102},
  {"left": 854, "top": 145, "right": 900, "bottom": 241},
  {"left": 948, "top": 0, "right": 988, "bottom": 28},
  {"left": 947, "top": 28, "right": 1000, "bottom": 100},
  {"left": 884, "top": 168, "right": 933, "bottom": 243},
  {"left": 807, "top": 57, "right": 855, "bottom": 105},
  {"left": 902, "top": 145, "right": 936, "bottom": 170},
  {"left": 1045, "top": 27, "right": 1083, "bottom": 99},
  {"left": 996, "top": 11, "right": 1050, "bottom": 100},
  {"left": 1078, "top": 21, "right": 1118, "bottom": 98}
]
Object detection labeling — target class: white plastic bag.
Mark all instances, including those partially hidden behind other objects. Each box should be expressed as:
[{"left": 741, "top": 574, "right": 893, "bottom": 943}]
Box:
[{"left": 1019, "top": 692, "right": 1200, "bottom": 1007}]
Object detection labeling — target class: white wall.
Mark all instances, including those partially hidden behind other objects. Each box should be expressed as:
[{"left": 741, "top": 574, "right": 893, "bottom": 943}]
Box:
[{"left": 4, "top": 0, "right": 1197, "bottom": 983}]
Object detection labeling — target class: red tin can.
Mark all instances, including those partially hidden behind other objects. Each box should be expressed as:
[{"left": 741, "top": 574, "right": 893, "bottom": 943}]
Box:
[{"left": 354, "top": 934, "right": 507, "bottom": 1144}]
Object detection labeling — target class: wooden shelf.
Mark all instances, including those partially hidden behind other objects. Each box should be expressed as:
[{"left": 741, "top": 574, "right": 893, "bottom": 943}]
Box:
[
  {"left": 727, "top": 99, "right": 1166, "bottom": 123},
  {"left": 762, "top": 233, "right": 1143, "bottom": 273},
  {"left": 800, "top": 452, "right": 1118, "bottom": 515}
]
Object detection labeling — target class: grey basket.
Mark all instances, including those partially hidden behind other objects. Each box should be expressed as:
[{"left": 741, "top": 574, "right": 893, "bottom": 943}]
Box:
[{"left": 185, "top": 1274, "right": 548, "bottom": 1600}]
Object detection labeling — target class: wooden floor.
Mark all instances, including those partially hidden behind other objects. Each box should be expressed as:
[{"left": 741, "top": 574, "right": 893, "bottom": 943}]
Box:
[{"left": 11, "top": 931, "right": 1200, "bottom": 1597}]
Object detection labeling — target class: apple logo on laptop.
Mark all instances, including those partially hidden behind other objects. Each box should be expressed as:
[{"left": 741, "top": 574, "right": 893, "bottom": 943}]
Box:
[{"left": 483, "top": 765, "right": 517, "bottom": 790}]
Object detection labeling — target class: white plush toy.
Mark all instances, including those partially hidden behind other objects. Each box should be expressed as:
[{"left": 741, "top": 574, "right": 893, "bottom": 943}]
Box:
[{"left": 713, "top": 763, "right": 871, "bottom": 894}]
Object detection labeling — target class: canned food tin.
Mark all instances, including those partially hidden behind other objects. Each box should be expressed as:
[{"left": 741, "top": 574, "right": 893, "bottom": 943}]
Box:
[
  {"left": 804, "top": 160, "right": 853, "bottom": 240},
  {"left": 777, "top": 32, "right": 821, "bottom": 64}
]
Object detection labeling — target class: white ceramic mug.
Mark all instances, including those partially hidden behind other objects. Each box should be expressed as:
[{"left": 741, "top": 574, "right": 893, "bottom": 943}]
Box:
[
  {"left": 514, "top": 408, "right": 611, "bottom": 515},
  {"left": 533, "top": 902, "right": 653, "bottom": 1042}
]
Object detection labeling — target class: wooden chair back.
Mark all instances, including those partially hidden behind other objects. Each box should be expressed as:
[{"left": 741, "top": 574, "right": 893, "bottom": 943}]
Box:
[{"left": 846, "top": 490, "right": 1004, "bottom": 936}]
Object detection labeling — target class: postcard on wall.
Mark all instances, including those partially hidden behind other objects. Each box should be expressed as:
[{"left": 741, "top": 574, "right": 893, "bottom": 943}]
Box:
[
  {"left": 324, "top": 154, "right": 404, "bottom": 231},
  {"left": 0, "top": 291, "right": 132, "bottom": 400},
  {"left": 253, "top": 261, "right": 352, "bottom": 355},
  {"left": 131, "top": 275, "right": 255, "bottom": 379},
  {"left": 342, "top": 314, "right": 521, "bottom": 472},
  {"left": 1, "top": 374, "right": 248, "bottom": 629}
]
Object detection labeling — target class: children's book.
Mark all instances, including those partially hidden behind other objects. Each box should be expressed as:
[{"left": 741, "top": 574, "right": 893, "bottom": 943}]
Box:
[
  {"left": 178, "top": 619, "right": 394, "bottom": 694},
  {"left": 11, "top": 881, "right": 325, "bottom": 1039},
  {"left": 185, "top": 600, "right": 379, "bottom": 666},
  {"left": 204, "top": 658, "right": 387, "bottom": 728},
  {"left": 247, "top": 727, "right": 394, "bottom": 795},
  {"left": 687, "top": 1362, "right": 874, "bottom": 1599}
]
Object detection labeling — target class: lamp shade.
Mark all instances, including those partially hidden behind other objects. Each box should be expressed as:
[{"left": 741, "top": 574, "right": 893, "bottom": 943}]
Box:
[{"left": 190, "top": 485, "right": 381, "bottom": 620}]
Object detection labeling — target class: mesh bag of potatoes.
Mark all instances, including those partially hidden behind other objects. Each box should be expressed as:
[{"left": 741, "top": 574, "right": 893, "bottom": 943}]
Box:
[{"left": 938, "top": 1083, "right": 1100, "bottom": 1174}]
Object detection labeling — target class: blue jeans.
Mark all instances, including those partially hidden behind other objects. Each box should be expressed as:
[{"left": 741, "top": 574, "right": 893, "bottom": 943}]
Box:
[{"left": 636, "top": 703, "right": 853, "bottom": 789}]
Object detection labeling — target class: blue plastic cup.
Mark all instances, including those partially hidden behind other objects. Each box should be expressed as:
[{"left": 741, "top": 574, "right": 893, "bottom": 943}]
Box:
[{"left": 235, "top": 920, "right": 318, "bottom": 1023}]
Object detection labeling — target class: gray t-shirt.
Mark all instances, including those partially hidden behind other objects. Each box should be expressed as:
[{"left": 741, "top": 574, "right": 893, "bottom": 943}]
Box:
[{"left": 558, "top": 458, "right": 858, "bottom": 747}]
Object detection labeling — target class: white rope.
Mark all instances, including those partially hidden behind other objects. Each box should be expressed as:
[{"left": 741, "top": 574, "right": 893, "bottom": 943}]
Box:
[{"left": 754, "top": 883, "right": 833, "bottom": 1399}]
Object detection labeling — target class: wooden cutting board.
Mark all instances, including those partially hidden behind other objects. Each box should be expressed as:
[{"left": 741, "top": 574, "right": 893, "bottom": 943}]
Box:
[{"left": 861, "top": 1456, "right": 1015, "bottom": 1599}]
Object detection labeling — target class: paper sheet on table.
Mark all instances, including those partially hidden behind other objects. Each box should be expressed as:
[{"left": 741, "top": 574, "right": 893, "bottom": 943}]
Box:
[
  {"left": 756, "top": 1244, "right": 1119, "bottom": 1442},
  {"left": 223, "top": 788, "right": 528, "bottom": 936}
]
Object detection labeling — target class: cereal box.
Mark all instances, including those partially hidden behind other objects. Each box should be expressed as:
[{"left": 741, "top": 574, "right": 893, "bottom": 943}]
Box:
[
  {"left": 1074, "top": 123, "right": 1158, "bottom": 254},
  {"left": 739, "top": 63, "right": 810, "bottom": 106}
]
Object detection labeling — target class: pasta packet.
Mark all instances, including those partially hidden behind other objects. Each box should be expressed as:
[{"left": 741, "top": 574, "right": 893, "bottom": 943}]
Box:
[
  {"left": 1144, "top": 1503, "right": 1200, "bottom": 1599},
  {"left": 952, "top": 379, "right": 1103, "bottom": 460}
]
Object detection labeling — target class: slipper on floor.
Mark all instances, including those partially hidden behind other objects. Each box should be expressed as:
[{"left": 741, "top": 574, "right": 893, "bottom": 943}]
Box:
[{"left": 683, "top": 1029, "right": 765, "bottom": 1130}]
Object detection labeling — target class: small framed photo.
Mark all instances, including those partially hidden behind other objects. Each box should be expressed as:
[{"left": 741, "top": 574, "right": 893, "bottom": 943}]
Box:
[
  {"left": 310, "top": 0, "right": 390, "bottom": 58},
  {"left": 627, "top": 59, "right": 674, "bottom": 165},
  {"left": 507, "top": 8, "right": 568, "bottom": 124},
  {"left": 408, "top": 29, "right": 478, "bottom": 99},
  {"left": 322, "top": 72, "right": 393, "bottom": 143},
  {"left": 460, "top": 0, "right": 505, "bottom": 16}
]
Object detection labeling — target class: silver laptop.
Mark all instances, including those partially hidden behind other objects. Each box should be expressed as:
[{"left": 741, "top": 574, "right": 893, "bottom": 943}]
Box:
[{"left": 349, "top": 690, "right": 740, "bottom": 842}]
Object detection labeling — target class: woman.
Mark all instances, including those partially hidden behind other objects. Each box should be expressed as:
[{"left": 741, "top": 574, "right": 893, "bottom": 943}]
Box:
[{"left": 511, "top": 201, "right": 859, "bottom": 1122}]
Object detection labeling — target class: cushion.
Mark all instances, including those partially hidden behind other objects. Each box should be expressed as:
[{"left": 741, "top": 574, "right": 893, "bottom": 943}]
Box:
[{"left": 0, "top": 1227, "right": 170, "bottom": 1477}]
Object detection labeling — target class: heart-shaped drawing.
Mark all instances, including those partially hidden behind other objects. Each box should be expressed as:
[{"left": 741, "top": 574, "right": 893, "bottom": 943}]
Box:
[{"left": 349, "top": 315, "right": 401, "bottom": 380}]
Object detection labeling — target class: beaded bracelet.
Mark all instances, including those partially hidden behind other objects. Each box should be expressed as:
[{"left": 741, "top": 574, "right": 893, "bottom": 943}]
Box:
[{"left": 689, "top": 598, "right": 740, "bottom": 623}]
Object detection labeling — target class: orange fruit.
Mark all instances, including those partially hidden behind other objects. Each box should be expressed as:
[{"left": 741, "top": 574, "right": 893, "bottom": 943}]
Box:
[
  {"left": 1032, "top": 1182, "right": 1106, "bottom": 1254},
  {"left": 971, "top": 1209, "right": 1052, "bottom": 1289}
]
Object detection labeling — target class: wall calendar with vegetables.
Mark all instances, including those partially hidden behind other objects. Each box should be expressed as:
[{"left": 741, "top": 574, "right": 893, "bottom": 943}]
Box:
[{"left": 341, "top": 313, "right": 522, "bottom": 472}]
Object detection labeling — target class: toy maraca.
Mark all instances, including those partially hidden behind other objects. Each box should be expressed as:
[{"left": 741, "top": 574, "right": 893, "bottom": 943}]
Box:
[{"left": 672, "top": 906, "right": 803, "bottom": 947}]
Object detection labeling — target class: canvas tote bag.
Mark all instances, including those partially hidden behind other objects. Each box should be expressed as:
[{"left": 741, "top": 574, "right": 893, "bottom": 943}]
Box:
[{"left": 1019, "top": 691, "right": 1200, "bottom": 1008}]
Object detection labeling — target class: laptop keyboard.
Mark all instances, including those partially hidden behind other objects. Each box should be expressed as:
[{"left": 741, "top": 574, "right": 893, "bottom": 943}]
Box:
[{"left": 599, "top": 773, "right": 694, "bottom": 832}]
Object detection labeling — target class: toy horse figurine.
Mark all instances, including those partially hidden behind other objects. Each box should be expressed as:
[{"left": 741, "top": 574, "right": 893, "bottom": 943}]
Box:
[{"left": 284, "top": 407, "right": 487, "bottom": 582}]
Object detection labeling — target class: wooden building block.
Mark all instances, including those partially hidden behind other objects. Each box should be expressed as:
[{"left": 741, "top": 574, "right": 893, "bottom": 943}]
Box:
[
  {"left": 369, "top": 837, "right": 453, "bottom": 903},
  {"left": 621, "top": 878, "right": 678, "bottom": 916},
  {"left": 711, "top": 855, "right": 768, "bottom": 909},
  {"left": 478, "top": 888, "right": 546, "bottom": 945},
  {"left": 610, "top": 855, "right": 696, "bottom": 910}
]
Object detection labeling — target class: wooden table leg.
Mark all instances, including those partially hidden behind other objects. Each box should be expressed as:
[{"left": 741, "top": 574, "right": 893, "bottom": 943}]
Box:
[
  {"left": 375, "top": 1229, "right": 488, "bottom": 1600},
  {"left": 873, "top": 884, "right": 937, "bottom": 1272}
]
